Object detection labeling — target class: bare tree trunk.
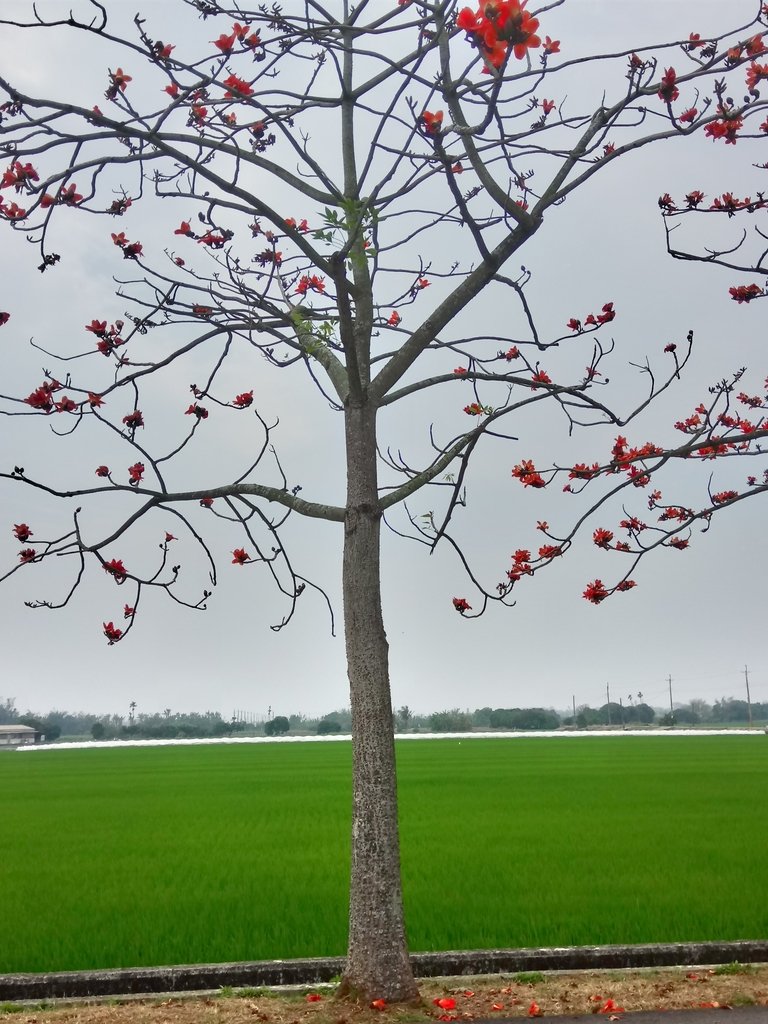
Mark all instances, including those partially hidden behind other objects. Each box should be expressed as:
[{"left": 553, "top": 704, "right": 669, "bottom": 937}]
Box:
[{"left": 340, "top": 401, "right": 418, "bottom": 1003}]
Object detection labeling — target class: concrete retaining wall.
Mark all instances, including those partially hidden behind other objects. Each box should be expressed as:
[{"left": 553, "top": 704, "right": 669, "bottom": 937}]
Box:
[{"left": 2, "top": 941, "right": 767, "bottom": 1001}]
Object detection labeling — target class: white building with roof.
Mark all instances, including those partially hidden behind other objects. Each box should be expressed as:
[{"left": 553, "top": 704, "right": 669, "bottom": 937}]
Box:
[{"left": 0, "top": 724, "right": 38, "bottom": 746}]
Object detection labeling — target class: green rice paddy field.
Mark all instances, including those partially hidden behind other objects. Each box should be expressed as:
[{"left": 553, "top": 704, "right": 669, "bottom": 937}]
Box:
[{"left": 1, "top": 736, "right": 766, "bottom": 974}]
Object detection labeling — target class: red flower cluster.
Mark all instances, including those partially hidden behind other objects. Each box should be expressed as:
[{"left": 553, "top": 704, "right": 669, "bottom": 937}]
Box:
[
  {"left": 729, "top": 284, "right": 763, "bottom": 303},
  {"left": 538, "top": 544, "right": 562, "bottom": 559},
  {"left": 185, "top": 403, "right": 209, "bottom": 419},
  {"left": 464, "top": 401, "right": 493, "bottom": 416},
  {"left": 1, "top": 161, "right": 39, "bottom": 192},
  {"left": 0, "top": 199, "right": 26, "bottom": 220},
  {"left": 295, "top": 274, "right": 326, "bottom": 296},
  {"left": 746, "top": 61, "right": 768, "bottom": 90},
  {"left": 592, "top": 528, "right": 614, "bottom": 549},
  {"left": 507, "top": 548, "right": 533, "bottom": 582},
  {"left": 213, "top": 23, "right": 261, "bottom": 54},
  {"left": 223, "top": 74, "right": 254, "bottom": 99},
  {"left": 103, "top": 621, "right": 123, "bottom": 644},
  {"left": 106, "top": 67, "right": 132, "bottom": 100},
  {"left": 40, "top": 183, "right": 83, "bottom": 207},
  {"left": 566, "top": 302, "right": 615, "bottom": 332},
  {"left": 103, "top": 558, "right": 128, "bottom": 582},
  {"left": 420, "top": 110, "right": 443, "bottom": 135},
  {"left": 583, "top": 579, "right": 608, "bottom": 604},
  {"left": 128, "top": 462, "right": 144, "bottom": 485},
  {"left": 712, "top": 490, "right": 738, "bottom": 504},
  {"left": 123, "top": 410, "right": 144, "bottom": 430},
  {"left": 388, "top": 311, "right": 401, "bottom": 326},
  {"left": 18, "top": 548, "right": 37, "bottom": 563},
  {"left": 111, "top": 231, "right": 143, "bottom": 258},
  {"left": 657, "top": 67, "right": 679, "bottom": 103},
  {"left": 233, "top": 391, "right": 254, "bottom": 408},
  {"left": 512, "top": 459, "right": 545, "bottom": 488},
  {"left": 704, "top": 115, "right": 743, "bottom": 144},
  {"left": 24, "top": 379, "right": 61, "bottom": 412},
  {"left": 452, "top": 597, "right": 472, "bottom": 613},
  {"left": 457, "top": 1, "right": 542, "bottom": 70},
  {"left": 13, "top": 523, "right": 33, "bottom": 542}
]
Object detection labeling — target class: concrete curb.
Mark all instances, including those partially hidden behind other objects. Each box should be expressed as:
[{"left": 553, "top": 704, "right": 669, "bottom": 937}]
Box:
[{"left": 1, "top": 941, "right": 767, "bottom": 1002}]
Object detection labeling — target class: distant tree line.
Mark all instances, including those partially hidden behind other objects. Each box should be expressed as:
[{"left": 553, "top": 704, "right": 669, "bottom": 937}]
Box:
[{"left": 1, "top": 694, "right": 766, "bottom": 743}]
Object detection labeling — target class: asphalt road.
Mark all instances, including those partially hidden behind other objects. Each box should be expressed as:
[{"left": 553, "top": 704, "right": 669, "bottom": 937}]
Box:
[{"left": 499, "top": 1008, "right": 767, "bottom": 1023}]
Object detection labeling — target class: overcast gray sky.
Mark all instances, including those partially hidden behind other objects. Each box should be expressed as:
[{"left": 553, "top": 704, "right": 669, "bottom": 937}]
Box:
[{"left": 0, "top": 0, "right": 765, "bottom": 720}]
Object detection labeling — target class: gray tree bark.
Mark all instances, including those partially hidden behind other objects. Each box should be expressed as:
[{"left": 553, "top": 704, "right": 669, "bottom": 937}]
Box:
[{"left": 339, "top": 400, "right": 419, "bottom": 1003}]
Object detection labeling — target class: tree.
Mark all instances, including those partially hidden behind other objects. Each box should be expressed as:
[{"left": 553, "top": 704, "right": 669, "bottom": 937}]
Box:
[
  {"left": 0, "top": 0, "right": 767, "bottom": 1002},
  {"left": 264, "top": 715, "right": 290, "bottom": 736},
  {"left": 317, "top": 718, "right": 342, "bottom": 734},
  {"left": 395, "top": 705, "right": 413, "bottom": 732}
]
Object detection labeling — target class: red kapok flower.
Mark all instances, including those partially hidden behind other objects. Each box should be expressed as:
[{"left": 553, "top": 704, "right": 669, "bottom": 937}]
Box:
[
  {"left": 103, "top": 558, "right": 128, "bottom": 582},
  {"left": 452, "top": 597, "right": 471, "bottom": 614},
  {"left": 18, "top": 548, "right": 36, "bottom": 563},
  {"left": 24, "top": 384, "right": 56, "bottom": 412},
  {"left": 122, "top": 410, "right": 144, "bottom": 429},
  {"left": 13, "top": 523, "right": 33, "bottom": 542},
  {"left": 420, "top": 110, "right": 444, "bottom": 135},
  {"left": 512, "top": 459, "right": 546, "bottom": 488},
  {"left": 96, "top": 465, "right": 110, "bottom": 477},
  {"left": 433, "top": 999, "right": 456, "bottom": 1010},
  {"left": 223, "top": 74, "right": 254, "bottom": 98},
  {"left": 592, "top": 528, "right": 614, "bottom": 548},
  {"left": 704, "top": 116, "right": 743, "bottom": 144},
  {"left": 232, "top": 548, "right": 250, "bottom": 565},
  {"left": 305, "top": 995, "right": 322, "bottom": 1003},
  {"left": 185, "top": 403, "right": 209, "bottom": 419},
  {"left": 388, "top": 311, "right": 401, "bottom": 326},
  {"left": 200, "top": 496, "right": 214, "bottom": 507},
  {"left": 233, "top": 390, "right": 254, "bottom": 408},
  {"left": 370, "top": 1000, "right": 387, "bottom": 1011},
  {"left": 583, "top": 579, "right": 608, "bottom": 604},
  {"left": 103, "top": 621, "right": 123, "bottom": 644},
  {"left": 0, "top": 312, "right": 9, "bottom": 326},
  {"left": 729, "top": 284, "right": 763, "bottom": 303},
  {"left": 128, "top": 462, "right": 145, "bottom": 485},
  {"left": 213, "top": 32, "right": 236, "bottom": 53},
  {"left": 657, "top": 67, "right": 679, "bottom": 103},
  {"left": 110, "top": 68, "right": 132, "bottom": 92},
  {"left": 124, "top": 604, "right": 135, "bottom": 618},
  {"left": 528, "top": 1003, "right": 543, "bottom": 1019}
]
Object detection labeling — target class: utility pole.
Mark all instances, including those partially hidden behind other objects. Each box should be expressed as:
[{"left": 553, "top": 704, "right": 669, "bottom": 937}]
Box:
[
  {"left": 572, "top": 694, "right": 577, "bottom": 721},
  {"left": 667, "top": 675, "right": 674, "bottom": 724},
  {"left": 744, "top": 665, "right": 753, "bottom": 727},
  {"left": 606, "top": 683, "right": 611, "bottom": 726}
]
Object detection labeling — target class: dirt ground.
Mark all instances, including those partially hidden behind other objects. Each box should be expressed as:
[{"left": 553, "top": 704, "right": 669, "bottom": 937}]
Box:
[{"left": 3, "top": 964, "right": 767, "bottom": 1022}]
